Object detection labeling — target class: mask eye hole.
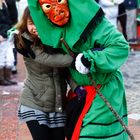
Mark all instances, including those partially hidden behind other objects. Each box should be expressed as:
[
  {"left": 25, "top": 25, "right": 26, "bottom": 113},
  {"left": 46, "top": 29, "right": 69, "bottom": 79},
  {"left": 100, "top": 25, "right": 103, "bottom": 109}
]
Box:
[
  {"left": 57, "top": 0, "right": 66, "bottom": 4},
  {"left": 42, "top": 3, "right": 51, "bottom": 13}
]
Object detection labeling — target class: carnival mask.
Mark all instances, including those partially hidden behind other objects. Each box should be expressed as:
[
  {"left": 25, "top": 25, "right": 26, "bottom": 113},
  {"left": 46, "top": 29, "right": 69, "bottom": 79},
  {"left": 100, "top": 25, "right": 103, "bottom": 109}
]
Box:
[{"left": 39, "top": 0, "right": 70, "bottom": 26}]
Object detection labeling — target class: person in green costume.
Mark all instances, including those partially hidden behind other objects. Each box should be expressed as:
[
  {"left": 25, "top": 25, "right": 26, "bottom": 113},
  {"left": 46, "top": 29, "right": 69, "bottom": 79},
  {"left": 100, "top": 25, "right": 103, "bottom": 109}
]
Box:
[{"left": 27, "top": 0, "right": 130, "bottom": 139}]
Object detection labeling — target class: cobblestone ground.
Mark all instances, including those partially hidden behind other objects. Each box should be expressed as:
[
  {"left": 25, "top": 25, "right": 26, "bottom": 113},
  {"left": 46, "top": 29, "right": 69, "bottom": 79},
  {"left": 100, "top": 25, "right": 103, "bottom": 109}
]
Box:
[
  {"left": 121, "top": 51, "right": 140, "bottom": 114},
  {"left": 0, "top": 52, "right": 140, "bottom": 139},
  {"left": 0, "top": 54, "right": 31, "bottom": 140},
  {"left": 121, "top": 51, "right": 140, "bottom": 140}
]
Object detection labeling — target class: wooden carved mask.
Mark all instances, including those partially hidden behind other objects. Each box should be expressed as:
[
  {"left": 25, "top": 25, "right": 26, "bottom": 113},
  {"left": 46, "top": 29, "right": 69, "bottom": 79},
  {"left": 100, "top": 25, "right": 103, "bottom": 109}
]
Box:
[{"left": 39, "top": 0, "right": 70, "bottom": 26}]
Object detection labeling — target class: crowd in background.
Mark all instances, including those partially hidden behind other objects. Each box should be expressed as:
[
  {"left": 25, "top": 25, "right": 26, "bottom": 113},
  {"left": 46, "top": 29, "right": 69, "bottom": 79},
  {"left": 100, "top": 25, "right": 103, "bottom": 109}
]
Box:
[
  {"left": 0, "top": 0, "right": 28, "bottom": 86},
  {"left": 96, "top": 0, "right": 138, "bottom": 44},
  {"left": 0, "top": 0, "right": 19, "bottom": 86}
]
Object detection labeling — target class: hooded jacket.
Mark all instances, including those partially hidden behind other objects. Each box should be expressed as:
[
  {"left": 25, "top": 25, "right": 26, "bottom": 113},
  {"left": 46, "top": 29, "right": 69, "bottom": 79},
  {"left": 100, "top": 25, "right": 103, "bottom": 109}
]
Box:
[{"left": 27, "top": 0, "right": 130, "bottom": 139}]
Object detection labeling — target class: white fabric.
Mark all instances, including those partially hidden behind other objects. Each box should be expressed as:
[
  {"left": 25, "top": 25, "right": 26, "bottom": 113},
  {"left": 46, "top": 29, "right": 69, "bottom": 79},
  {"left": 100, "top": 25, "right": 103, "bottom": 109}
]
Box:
[
  {"left": 126, "top": 9, "right": 137, "bottom": 40},
  {"left": 113, "top": 0, "right": 124, "bottom": 4},
  {"left": 0, "top": 40, "right": 14, "bottom": 68},
  {"left": 99, "top": 0, "right": 124, "bottom": 5},
  {"left": 75, "top": 53, "right": 89, "bottom": 74},
  {"left": 99, "top": 0, "right": 118, "bottom": 27},
  {"left": 99, "top": 0, "right": 115, "bottom": 6}
]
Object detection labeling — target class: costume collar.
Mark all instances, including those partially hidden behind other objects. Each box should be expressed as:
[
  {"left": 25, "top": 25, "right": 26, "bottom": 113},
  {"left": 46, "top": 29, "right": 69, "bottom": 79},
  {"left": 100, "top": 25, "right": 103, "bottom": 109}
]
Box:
[{"left": 28, "top": 0, "right": 101, "bottom": 49}]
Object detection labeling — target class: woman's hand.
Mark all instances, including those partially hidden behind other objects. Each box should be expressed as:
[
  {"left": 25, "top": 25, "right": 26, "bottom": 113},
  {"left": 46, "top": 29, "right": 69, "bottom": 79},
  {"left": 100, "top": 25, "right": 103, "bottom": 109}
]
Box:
[{"left": 0, "top": 35, "right": 6, "bottom": 42}]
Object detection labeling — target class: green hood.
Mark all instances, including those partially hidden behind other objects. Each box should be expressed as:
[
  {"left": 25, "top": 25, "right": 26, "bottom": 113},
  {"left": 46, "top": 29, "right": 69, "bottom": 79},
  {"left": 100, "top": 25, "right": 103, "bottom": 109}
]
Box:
[{"left": 27, "top": 0, "right": 100, "bottom": 49}]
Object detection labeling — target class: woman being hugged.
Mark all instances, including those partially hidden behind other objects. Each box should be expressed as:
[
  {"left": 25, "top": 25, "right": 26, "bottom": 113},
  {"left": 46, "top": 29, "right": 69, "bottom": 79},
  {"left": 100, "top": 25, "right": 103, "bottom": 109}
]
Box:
[{"left": 14, "top": 7, "right": 84, "bottom": 140}]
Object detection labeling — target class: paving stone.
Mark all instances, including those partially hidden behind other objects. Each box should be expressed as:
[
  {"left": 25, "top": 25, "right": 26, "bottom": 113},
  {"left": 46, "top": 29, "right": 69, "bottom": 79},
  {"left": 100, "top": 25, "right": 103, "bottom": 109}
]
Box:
[{"left": 17, "top": 123, "right": 32, "bottom": 140}]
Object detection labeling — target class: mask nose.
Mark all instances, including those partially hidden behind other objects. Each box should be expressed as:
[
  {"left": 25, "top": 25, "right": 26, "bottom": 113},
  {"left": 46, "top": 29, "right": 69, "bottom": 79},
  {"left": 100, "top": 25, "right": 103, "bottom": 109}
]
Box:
[{"left": 52, "top": 4, "right": 62, "bottom": 14}]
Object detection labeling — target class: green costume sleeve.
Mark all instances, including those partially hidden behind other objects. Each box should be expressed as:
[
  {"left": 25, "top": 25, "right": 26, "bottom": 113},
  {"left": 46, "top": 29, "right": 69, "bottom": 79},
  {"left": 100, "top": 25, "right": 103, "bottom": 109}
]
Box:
[{"left": 83, "top": 18, "right": 130, "bottom": 73}]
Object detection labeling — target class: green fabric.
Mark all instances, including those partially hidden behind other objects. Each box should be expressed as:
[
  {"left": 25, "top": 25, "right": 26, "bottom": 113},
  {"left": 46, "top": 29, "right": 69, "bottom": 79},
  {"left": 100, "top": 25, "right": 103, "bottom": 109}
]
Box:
[
  {"left": 27, "top": 0, "right": 129, "bottom": 138},
  {"left": 69, "top": 18, "right": 129, "bottom": 138},
  {"left": 80, "top": 117, "right": 128, "bottom": 139},
  {"left": 79, "top": 132, "right": 128, "bottom": 140},
  {"left": 138, "top": 0, "right": 140, "bottom": 8},
  {"left": 80, "top": 70, "right": 128, "bottom": 139},
  {"left": 27, "top": 0, "right": 100, "bottom": 48},
  {"left": 67, "top": 18, "right": 130, "bottom": 86}
]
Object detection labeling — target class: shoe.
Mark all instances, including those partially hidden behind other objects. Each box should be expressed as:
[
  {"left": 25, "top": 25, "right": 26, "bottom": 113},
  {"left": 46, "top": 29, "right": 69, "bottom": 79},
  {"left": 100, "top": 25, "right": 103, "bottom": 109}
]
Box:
[{"left": 12, "top": 66, "right": 18, "bottom": 74}]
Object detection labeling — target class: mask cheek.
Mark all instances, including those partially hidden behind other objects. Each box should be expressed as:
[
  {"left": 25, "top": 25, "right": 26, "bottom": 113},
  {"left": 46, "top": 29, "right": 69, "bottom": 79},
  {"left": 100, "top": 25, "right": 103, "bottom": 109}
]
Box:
[
  {"left": 47, "top": 10, "right": 55, "bottom": 21},
  {"left": 41, "top": 4, "right": 70, "bottom": 26}
]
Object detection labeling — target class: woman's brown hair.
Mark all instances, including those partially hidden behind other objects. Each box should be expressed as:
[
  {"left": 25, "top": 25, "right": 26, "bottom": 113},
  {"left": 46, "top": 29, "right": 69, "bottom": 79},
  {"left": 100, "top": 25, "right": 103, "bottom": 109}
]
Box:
[
  {"left": 15, "top": 7, "right": 33, "bottom": 34},
  {"left": 14, "top": 6, "right": 43, "bottom": 49}
]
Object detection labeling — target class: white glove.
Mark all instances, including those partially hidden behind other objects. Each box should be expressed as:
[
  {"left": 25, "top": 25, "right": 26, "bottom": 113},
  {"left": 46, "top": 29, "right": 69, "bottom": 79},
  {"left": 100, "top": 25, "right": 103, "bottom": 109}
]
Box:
[{"left": 75, "top": 53, "right": 89, "bottom": 74}]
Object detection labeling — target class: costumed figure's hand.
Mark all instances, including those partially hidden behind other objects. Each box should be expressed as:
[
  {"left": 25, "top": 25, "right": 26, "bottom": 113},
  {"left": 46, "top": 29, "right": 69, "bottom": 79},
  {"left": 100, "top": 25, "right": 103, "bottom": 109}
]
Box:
[
  {"left": 75, "top": 53, "right": 91, "bottom": 74},
  {"left": 74, "top": 86, "right": 87, "bottom": 100},
  {"left": 14, "top": 34, "right": 35, "bottom": 59}
]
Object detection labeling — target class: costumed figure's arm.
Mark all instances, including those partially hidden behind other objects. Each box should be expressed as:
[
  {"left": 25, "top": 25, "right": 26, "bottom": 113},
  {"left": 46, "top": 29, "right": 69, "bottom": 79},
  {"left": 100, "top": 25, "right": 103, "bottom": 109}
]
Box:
[{"left": 74, "top": 17, "right": 130, "bottom": 75}]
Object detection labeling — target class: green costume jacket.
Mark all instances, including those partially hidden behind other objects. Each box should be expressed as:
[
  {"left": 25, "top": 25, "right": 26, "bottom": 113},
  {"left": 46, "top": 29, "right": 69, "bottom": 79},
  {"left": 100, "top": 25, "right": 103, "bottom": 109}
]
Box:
[{"left": 28, "top": 0, "right": 130, "bottom": 139}]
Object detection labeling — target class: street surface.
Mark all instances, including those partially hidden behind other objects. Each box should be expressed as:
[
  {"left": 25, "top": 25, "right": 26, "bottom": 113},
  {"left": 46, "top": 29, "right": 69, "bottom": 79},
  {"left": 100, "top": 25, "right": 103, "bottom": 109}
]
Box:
[
  {"left": 0, "top": 51, "right": 140, "bottom": 140},
  {"left": 122, "top": 51, "right": 140, "bottom": 114}
]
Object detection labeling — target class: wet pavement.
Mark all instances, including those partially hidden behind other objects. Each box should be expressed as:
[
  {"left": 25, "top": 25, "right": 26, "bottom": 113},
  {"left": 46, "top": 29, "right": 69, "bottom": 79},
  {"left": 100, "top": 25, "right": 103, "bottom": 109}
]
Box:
[{"left": 0, "top": 51, "right": 140, "bottom": 140}]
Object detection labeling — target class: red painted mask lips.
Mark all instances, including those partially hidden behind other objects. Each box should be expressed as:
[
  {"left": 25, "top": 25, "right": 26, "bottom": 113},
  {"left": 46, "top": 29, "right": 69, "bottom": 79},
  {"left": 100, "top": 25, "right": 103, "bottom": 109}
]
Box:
[{"left": 39, "top": 0, "right": 70, "bottom": 26}]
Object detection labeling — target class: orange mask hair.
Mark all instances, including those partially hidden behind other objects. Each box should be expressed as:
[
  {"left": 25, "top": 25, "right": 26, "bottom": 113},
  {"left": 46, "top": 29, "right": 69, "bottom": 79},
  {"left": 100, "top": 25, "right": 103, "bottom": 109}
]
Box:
[{"left": 38, "top": 0, "right": 70, "bottom": 26}]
